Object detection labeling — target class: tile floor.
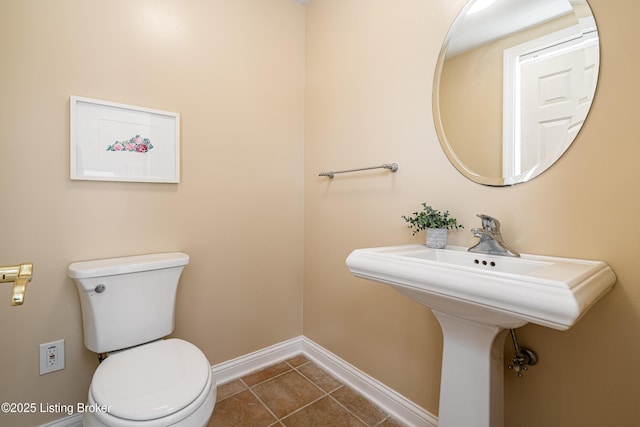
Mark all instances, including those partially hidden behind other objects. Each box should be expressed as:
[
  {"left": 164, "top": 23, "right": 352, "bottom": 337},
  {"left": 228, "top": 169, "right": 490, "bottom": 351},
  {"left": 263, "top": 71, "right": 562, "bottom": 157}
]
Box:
[{"left": 208, "top": 354, "right": 406, "bottom": 426}]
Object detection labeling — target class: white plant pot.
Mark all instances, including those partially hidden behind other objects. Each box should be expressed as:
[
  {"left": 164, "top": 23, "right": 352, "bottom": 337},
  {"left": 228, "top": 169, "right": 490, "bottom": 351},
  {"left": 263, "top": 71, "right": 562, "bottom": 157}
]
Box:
[{"left": 426, "top": 228, "right": 448, "bottom": 248}]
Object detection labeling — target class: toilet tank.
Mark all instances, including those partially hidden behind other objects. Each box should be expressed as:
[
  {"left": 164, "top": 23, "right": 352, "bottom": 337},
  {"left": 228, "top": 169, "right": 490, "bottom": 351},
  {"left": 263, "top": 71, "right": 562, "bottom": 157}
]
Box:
[{"left": 68, "top": 252, "right": 190, "bottom": 353}]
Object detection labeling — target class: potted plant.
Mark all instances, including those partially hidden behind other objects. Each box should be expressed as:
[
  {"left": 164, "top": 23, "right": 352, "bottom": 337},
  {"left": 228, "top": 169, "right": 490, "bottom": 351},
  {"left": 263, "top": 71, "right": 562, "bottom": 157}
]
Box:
[{"left": 402, "top": 203, "right": 464, "bottom": 248}]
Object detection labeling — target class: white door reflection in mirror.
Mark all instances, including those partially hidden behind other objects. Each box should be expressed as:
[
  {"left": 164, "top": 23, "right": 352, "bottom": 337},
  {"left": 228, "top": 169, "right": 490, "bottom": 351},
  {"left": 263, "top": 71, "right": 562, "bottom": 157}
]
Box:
[{"left": 503, "top": 18, "right": 599, "bottom": 183}]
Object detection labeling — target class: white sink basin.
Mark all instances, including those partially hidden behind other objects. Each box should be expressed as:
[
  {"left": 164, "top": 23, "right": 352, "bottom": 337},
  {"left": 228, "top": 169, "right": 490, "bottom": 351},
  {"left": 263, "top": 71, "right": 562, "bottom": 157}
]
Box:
[
  {"left": 346, "top": 244, "right": 616, "bottom": 427},
  {"left": 346, "top": 244, "right": 616, "bottom": 330}
]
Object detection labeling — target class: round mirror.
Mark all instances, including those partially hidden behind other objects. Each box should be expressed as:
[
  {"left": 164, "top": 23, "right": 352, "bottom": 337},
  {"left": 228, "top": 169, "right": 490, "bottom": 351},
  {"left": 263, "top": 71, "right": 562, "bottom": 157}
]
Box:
[{"left": 433, "top": 0, "right": 600, "bottom": 186}]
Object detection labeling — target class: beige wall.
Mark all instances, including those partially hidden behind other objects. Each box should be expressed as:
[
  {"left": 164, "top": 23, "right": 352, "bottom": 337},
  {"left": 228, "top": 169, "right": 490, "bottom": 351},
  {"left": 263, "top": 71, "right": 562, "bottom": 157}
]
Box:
[
  {"left": 304, "top": 0, "right": 640, "bottom": 426},
  {"left": 2, "top": 0, "right": 639, "bottom": 426},
  {"left": 0, "top": 1, "right": 304, "bottom": 425}
]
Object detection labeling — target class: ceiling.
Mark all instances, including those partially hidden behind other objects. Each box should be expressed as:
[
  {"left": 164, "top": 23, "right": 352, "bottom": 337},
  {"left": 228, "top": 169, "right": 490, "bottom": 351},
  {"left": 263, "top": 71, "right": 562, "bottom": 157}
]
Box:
[{"left": 445, "top": 0, "right": 576, "bottom": 57}]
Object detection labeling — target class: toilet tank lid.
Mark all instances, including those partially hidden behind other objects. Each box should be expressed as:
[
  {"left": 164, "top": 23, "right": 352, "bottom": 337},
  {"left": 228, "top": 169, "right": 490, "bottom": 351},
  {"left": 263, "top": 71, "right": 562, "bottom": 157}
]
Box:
[{"left": 68, "top": 252, "right": 190, "bottom": 279}]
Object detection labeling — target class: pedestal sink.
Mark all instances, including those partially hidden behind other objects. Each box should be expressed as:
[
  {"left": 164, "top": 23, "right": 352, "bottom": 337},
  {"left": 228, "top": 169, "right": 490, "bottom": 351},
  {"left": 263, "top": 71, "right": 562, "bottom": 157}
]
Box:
[{"left": 346, "top": 245, "right": 616, "bottom": 427}]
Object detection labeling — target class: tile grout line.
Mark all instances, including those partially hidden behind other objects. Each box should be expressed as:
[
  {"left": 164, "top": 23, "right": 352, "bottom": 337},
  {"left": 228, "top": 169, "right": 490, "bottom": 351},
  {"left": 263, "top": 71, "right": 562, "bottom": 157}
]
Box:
[
  {"left": 326, "top": 393, "right": 376, "bottom": 426},
  {"left": 278, "top": 391, "right": 337, "bottom": 424},
  {"left": 215, "top": 362, "right": 299, "bottom": 405},
  {"left": 289, "top": 359, "right": 376, "bottom": 426},
  {"left": 270, "top": 359, "right": 340, "bottom": 424},
  {"left": 215, "top": 355, "right": 402, "bottom": 426},
  {"left": 240, "top": 377, "right": 283, "bottom": 425},
  {"left": 290, "top": 358, "right": 395, "bottom": 426},
  {"left": 238, "top": 360, "right": 330, "bottom": 425},
  {"left": 249, "top": 358, "right": 362, "bottom": 426}
]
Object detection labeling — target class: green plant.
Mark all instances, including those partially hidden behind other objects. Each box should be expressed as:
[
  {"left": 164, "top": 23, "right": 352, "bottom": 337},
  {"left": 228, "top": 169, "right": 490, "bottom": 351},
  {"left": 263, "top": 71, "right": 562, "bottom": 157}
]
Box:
[{"left": 401, "top": 203, "right": 464, "bottom": 235}]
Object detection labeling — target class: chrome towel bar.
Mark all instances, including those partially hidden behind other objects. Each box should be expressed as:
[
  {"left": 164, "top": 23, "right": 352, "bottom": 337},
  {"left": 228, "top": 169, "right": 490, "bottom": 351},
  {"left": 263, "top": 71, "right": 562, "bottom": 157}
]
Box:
[{"left": 319, "top": 163, "right": 399, "bottom": 179}]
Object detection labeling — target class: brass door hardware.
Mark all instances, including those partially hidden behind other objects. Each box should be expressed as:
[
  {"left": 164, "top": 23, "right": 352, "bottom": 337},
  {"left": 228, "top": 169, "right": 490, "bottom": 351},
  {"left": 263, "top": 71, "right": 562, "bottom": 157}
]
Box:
[{"left": 1, "top": 263, "right": 33, "bottom": 306}]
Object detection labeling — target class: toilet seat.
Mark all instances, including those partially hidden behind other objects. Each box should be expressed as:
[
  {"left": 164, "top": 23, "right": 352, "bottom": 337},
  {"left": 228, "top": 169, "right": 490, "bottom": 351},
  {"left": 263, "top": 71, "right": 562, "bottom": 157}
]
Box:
[{"left": 86, "top": 339, "right": 215, "bottom": 427}]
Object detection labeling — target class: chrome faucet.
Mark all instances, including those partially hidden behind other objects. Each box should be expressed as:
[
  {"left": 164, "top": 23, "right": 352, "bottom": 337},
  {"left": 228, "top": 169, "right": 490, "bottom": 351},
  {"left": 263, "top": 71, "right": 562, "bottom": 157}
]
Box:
[{"left": 468, "top": 214, "right": 519, "bottom": 257}]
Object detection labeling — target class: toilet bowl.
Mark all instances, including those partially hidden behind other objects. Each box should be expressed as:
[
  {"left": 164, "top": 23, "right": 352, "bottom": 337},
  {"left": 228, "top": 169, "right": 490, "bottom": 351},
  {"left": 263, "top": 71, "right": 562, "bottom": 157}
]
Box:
[
  {"left": 84, "top": 339, "right": 215, "bottom": 427},
  {"left": 68, "top": 253, "right": 216, "bottom": 426}
]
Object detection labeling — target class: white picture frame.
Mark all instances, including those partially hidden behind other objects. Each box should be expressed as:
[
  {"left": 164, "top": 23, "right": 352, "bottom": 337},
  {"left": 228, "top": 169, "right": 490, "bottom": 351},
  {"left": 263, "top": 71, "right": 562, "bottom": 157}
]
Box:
[{"left": 70, "top": 96, "right": 180, "bottom": 183}]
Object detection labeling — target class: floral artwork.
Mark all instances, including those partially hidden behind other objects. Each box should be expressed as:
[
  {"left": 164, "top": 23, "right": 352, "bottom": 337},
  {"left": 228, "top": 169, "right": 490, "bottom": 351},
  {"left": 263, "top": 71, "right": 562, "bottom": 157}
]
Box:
[
  {"left": 106, "top": 135, "right": 154, "bottom": 153},
  {"left": 71, "top": 95, "right": 179, "bottom": 182}
]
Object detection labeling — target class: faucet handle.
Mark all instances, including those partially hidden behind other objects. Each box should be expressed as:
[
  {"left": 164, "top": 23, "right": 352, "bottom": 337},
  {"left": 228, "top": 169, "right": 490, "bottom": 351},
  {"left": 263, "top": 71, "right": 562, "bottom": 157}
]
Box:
[{"left": 476, "top": 214, "right": 501, "bottom": 233}]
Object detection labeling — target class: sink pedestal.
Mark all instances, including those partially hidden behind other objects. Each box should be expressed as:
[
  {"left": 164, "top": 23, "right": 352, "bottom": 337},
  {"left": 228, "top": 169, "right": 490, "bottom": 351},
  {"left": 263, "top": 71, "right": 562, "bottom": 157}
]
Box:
[
  {"left": 346, "top": 244, "right": 616, "bottom": 427},
  {"left": 433, "top": 310, "right": 511, "bottom": 427}
]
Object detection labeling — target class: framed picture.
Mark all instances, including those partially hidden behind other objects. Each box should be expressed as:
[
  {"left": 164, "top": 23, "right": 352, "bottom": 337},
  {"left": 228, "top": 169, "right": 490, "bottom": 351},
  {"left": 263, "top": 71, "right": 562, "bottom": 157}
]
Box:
[{"left": 70, "top": 96, "right": 180, "bottom": 183}]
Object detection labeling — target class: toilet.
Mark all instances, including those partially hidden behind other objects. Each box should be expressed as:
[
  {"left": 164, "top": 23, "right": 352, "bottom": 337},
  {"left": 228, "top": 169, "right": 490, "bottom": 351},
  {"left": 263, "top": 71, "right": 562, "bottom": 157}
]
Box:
[{"left": 68, "top": 252, "right": 216, "bottom": 427}]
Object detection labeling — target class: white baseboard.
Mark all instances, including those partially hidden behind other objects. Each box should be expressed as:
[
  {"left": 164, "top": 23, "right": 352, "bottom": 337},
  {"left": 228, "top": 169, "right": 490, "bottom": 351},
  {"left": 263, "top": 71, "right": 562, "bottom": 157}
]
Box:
[
  {"left": 300, "top": 337, "right": 438, "bottom": 427},
  {"left": 42, "top": 335, "right": 437, "bottom": 427},
  {"left": 212, "top": 335, "right": 437, "bottom": 427},
  {"left": 211, "top": 336, "right": 303, "bottom": 384}
]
